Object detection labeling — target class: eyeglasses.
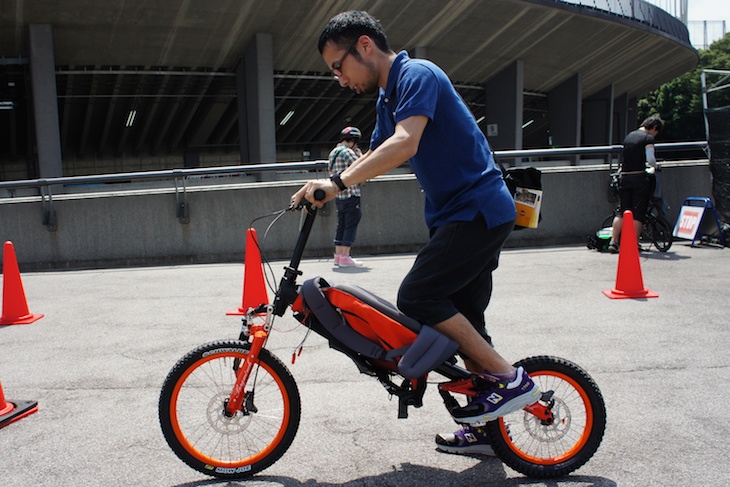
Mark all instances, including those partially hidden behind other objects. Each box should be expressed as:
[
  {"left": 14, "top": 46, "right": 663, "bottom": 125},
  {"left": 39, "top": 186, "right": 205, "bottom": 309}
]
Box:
[{"left": 331, "top": 39, "right": 358, "bottom": 78}]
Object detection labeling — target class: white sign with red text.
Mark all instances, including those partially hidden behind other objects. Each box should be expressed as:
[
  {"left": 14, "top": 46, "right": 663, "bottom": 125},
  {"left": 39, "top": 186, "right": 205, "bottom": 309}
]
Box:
[{"left": 673, "top": 205, "right": 706, "bottom": 240}]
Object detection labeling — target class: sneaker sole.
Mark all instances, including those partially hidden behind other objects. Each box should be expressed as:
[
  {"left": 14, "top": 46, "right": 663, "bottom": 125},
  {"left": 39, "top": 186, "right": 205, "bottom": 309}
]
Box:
[
  {"left": 436, "top": 443, "right": 495, "bottom": 456},
  {"left": 456, "top": 384, "right": 541, "bottom": 426}
]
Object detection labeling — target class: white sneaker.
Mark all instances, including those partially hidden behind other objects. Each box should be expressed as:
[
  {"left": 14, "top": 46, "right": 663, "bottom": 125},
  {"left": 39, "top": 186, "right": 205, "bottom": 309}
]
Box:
[{"left": 338, "top": 255, "right": 363, "bottom": 267}]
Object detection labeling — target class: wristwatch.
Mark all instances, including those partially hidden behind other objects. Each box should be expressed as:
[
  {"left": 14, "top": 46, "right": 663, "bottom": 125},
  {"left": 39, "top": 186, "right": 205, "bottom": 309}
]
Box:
[{"left": 330, "top": 173, "right": 347, "bottom": 191}]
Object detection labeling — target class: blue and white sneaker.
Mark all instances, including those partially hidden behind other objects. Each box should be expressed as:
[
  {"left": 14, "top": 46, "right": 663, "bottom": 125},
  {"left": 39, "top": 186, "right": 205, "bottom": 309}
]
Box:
[
  {"left": 435, "top": 425, "right": 494, "bottom": 456},
  {"left": 450, "top": 367, "right": 540, "bottom": 426}
]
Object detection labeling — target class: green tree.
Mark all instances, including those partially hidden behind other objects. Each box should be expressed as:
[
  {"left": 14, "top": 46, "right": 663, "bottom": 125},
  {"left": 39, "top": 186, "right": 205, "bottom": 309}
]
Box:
[{"left": 638, "top": 33, "right": 730, "bottom": 141}]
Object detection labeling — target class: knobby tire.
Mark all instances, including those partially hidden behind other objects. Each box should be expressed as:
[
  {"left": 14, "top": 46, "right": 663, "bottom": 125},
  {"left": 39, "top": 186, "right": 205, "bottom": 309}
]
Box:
[{"left": 484, "top": 356, "right": 606, "bottom": 478}]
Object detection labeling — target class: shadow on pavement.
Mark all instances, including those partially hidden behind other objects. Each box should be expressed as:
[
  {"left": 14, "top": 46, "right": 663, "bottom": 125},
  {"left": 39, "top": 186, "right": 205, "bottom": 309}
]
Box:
[{"left": 172, "top": 461, "right": 618, "bottom": 487}]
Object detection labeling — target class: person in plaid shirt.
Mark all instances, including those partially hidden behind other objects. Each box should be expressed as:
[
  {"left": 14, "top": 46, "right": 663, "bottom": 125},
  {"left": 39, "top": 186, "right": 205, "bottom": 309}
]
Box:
[{"left": 329, "top": 126, "right": 364, "bottom": 267}]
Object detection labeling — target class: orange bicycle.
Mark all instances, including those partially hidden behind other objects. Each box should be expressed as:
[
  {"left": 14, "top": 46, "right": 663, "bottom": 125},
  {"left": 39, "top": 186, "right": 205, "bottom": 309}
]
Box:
[{"left": 159, "top": 193, "right": 606, "bottom": 479}]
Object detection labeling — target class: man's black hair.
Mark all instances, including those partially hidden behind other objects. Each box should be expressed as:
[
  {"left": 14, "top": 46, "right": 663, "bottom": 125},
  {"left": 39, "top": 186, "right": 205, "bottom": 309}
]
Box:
[
  {"left": 641, "top": 115, "right": 664, "bottom": 132},
  {"left": 317, "top": 10, "right": 390, "bottom": 55}
]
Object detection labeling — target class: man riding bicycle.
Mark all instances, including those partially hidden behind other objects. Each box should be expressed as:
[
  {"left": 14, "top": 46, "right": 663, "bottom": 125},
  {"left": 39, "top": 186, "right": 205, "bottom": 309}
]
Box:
[{"left": 291, "top": 10, "right": 540, "bottom": 455}]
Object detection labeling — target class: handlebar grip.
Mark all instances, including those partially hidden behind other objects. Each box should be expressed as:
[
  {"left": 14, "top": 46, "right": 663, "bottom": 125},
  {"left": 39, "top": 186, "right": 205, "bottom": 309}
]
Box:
[{"left": 313, "top": 189, "right": 326, "bottom": 201}]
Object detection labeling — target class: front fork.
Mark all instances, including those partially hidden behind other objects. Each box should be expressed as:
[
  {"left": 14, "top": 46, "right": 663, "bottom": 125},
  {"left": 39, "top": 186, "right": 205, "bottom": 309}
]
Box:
[{"left": 224, "top": 306, "right": 272, "bottom": 417}]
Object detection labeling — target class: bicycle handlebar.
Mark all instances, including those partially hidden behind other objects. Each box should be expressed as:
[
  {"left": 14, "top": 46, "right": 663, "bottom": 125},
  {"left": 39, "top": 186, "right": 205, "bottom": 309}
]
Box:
[
  {"left": 290, "top": 189, "right": 326, "bottom": 211},
  {"left": 273, "top": 188, "right": 326, "bottom": 316}
]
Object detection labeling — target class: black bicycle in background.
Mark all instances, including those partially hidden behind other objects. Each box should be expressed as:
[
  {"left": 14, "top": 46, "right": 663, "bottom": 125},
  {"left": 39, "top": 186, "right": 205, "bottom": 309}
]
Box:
[{"left": 602, "top": 197, "right": 673, "bottom": 252}]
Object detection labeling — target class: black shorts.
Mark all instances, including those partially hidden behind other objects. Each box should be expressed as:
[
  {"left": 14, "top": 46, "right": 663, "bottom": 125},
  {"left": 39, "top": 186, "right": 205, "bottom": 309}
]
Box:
[
  {"left": 619, "top": 173, "right": 655, "bottom": 223},
  {"left": 396, "top": 214, "right": 514, "bottom": 346}
]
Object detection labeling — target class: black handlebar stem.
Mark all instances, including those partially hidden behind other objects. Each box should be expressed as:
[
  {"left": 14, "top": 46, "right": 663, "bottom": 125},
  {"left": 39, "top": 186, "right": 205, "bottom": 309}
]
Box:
[
  {"left": 272, "top": 204, "right": 318, "bottom": 316},
  {"left": 272, "top": 190, "right": 325, "bottom": 316}
]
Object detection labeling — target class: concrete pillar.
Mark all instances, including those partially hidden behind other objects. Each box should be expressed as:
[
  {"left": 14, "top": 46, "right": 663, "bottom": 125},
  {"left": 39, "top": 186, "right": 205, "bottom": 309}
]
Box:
[
  {"left": 627, "top": 96, "right": 638, "bottom": 131},
  {"left": 235, "top": 60, "right": 250, "bottom": 165},
  {"left": 548, "top": 74, "right": 581, "bottom": 163},
  {"left": 485, "top": 60, "right": 524, "bottom": 152},
  {"left": 583, "top": 84, "right": 614, "bottom": 146},
  {"left": 236, "top": 33, "right": 276, "bottom": 174},
  {"left": 28, "top": 24, "right": 63, "bottom": 181},
  {"left": 613, "top": 93, "right": 629, "bottom": 144}
]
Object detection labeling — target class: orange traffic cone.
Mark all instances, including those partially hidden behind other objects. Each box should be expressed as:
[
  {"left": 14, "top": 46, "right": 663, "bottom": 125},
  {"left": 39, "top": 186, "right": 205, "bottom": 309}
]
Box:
[
  {"left": 1, "top": 241, "right": 44, "bottom": 325},
  {"left": 603, "top": 211, "right": 658, "bottom": 299},
  {"left": 0, "top": 380, "right": 38, "bottom": 429},
  {"left": 227, "top": 229, "right": 270, "bottom": 315}
]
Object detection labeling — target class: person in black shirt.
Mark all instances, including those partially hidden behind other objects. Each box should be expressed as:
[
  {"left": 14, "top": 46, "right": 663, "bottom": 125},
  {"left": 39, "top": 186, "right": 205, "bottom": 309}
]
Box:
[{"left": 608, "top": 115, "right": 663, "bottom": 252}]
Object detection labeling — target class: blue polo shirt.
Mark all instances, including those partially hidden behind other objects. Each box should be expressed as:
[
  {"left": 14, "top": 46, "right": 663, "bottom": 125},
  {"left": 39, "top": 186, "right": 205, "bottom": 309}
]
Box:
[{"left": 370, "top": 51, "right": 515, "bottom": 230}]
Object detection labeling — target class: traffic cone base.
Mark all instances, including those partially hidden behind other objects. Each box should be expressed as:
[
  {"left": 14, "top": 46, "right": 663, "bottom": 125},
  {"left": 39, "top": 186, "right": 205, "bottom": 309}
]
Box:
[
  {"left": 0, "top": 400, "right": 39, "bottom": 429},
  {"left": 227, "top": 229, "right": 269, "bottom": 316},
  {"left": 603, "top": 210, "right": 658, "bottom": 299},
  {"left": 0, "top": 313, "right": 44, "bottom": 326},
  {"left": 1, "top": 241, "right": 44, "bottom": 325},
  {"left": 602, "top": 288, "right": 659, "bottom": 299},
  {"left": 0, "top": 381, "right": 38, "bottom": 429}
]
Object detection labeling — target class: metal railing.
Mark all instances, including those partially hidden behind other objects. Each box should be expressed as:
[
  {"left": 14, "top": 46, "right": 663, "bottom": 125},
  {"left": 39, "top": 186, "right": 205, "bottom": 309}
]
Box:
[
  {"left": 495, "top": 140, "right": 708, "bottom": 160},
  {"left": 0, "top": 161, "right": 330, "bottom": 230},
  {"left": 0, "top": 141, "right": 709, "bottom": 231}
]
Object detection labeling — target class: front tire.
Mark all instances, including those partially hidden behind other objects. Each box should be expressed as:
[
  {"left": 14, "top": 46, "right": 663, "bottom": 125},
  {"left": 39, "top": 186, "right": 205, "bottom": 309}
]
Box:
[
  {"left": 484, "top": 356, "right": 606, "bottom": 478},
  {"left": 159, "top": 340, "right": 301, "bottom": 479}
]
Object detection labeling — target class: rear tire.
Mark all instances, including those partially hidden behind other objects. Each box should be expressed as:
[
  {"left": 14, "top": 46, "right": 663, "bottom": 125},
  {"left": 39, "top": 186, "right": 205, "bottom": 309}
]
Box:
[
  {"left": 484, "top": 356, "right": 606, "bottom": 478},
  {"left": 159, "top": 340, "right": 301, "bottom": 479},
  {"left": 651, "top": 215, "right": 673, "bottom": 252}
]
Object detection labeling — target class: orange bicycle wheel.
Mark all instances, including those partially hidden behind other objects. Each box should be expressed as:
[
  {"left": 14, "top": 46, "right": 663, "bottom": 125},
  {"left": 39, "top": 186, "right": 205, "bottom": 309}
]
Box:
[
  {"left": 485, "top": 356, "right": 606, "bottom": 478},
  {"left": 159, "top": 340, "right": 300, "bottom": 479}
]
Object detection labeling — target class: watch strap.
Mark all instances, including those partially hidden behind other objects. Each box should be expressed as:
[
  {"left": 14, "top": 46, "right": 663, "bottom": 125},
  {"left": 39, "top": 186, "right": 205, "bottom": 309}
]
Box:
[{"left": 330, "top": 173, "right": 347, "bottom": 191}]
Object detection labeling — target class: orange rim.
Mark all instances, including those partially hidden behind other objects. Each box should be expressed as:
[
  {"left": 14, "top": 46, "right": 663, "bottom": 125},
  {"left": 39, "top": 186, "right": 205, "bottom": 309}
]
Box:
[
  {"left": 499, "top": 369, "right": 593, "bottom": 465},
  {"left": 169, "top": 350, "right": 291, "bottom": 468}
]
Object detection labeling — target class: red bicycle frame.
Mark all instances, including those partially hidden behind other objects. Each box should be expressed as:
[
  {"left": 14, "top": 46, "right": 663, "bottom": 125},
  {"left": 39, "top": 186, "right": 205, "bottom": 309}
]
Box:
[{"left": 224, "top": 314, "right": 271, "bottom": 417}]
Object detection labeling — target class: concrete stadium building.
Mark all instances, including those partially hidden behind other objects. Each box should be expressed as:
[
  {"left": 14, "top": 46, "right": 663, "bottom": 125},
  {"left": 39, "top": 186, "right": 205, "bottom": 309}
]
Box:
[{"left": 1, "top": 0, "right": 696, "bottom": 182}]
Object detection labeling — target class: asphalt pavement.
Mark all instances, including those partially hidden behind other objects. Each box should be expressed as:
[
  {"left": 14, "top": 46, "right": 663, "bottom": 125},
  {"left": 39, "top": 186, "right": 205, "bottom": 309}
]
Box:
[{"left": 1, "top": 240, "right": 728, "bottom": 487}]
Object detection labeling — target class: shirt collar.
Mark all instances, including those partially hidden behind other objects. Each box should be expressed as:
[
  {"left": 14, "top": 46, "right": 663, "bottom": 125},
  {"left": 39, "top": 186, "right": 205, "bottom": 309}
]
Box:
[{"left": 382, "top": 51, "right": 411, "bottom": 100}]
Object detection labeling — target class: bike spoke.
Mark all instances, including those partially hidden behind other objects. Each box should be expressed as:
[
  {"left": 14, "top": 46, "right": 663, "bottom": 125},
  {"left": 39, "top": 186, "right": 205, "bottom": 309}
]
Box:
[
  {"left": 485, "top": 356, "right": 605, "bottom": 478},
  {"left": 160, "top": 343, "right": 299, "bottom": 475}
]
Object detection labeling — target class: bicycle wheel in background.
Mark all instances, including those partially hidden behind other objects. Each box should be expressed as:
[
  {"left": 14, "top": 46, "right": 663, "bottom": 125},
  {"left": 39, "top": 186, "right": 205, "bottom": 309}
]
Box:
[
  {"left": 601, "top": 213, "right": 615, "bottom": 229},
  {"left": 651, "top": 215, "right": 673, "bottom": 252},
  {"left": 640, "top": 220, "right": 654, "bottom": 250},
  {"left": 159, "top": 340, "right": 301, "bottom": 479},
  {"left": 484, "top": 356, "right": 606, "bottom": 478}
]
